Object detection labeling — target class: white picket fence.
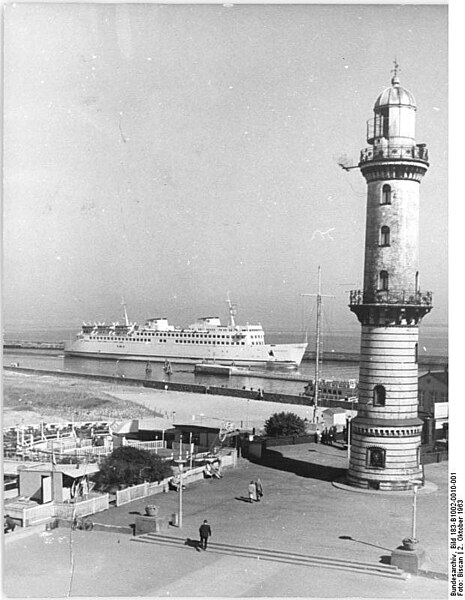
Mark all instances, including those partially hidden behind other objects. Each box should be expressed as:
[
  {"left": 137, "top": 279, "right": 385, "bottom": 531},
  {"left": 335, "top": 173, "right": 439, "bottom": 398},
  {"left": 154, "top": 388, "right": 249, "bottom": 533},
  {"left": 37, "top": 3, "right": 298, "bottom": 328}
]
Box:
[
  {"left": 6, "top": 494, "right": 110, "bottom": 527},
  {"left": 54, "top": 495, "right": 110, "bottom": 519},
  {"left": 20, "top": 503, "right": 56, "bottom": 527},
  {"left": 116, "top": 478, "right": 170, "bottom": 506}
]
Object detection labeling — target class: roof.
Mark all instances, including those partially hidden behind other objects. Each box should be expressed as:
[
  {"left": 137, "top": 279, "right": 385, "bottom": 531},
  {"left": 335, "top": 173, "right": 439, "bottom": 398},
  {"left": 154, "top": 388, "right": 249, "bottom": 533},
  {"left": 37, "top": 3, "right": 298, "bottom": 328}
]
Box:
[
  {"left": 113, "top": 418, "right": 174, "bottom": 434},
  {"left": 17, "top": 463, "right": 100, "bottom": 478},
  {"left": 322, "top": 408, "right": 348, "bottom": 415},
  {"left": 374, "top": 75, "right": 416, "bottom": 111},
  {"left": 137, "top": 417, "right": 175, "bottom": 431},
  {"left": 174, "top": 418, "right": 223, "bottom": 431},
  {"left": 419, "top": 370, "right": 449, "bottom": 387}
]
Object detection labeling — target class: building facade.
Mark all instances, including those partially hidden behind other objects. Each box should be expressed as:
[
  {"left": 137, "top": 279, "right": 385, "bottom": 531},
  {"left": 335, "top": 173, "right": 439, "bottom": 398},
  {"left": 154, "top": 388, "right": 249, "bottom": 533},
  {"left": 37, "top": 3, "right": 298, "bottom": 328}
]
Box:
[{"left": 347, "top": 67, "right": 433, "bottom": 490}]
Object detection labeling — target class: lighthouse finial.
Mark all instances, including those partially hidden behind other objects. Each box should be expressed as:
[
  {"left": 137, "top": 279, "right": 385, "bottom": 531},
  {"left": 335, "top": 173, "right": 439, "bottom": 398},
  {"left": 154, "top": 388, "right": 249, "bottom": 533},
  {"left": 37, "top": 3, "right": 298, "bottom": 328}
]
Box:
[{"left": 391, "top": 58, "right": 400, "bottom": 86}]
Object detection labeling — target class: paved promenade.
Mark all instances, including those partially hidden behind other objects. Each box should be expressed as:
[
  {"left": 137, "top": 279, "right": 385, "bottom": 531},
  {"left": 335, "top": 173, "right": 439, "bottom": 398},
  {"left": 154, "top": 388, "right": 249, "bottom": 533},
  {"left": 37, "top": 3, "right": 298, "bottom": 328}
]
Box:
[{"left": 4, "top": 442, "right": 448, "bottom": 598}]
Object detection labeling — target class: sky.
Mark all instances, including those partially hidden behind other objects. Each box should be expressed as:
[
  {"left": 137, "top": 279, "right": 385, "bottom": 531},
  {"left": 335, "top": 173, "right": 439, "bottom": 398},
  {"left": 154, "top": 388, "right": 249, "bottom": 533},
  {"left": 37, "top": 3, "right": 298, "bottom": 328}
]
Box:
[{"left": 3, "top": 3, "right": 448, "bottom": 339}]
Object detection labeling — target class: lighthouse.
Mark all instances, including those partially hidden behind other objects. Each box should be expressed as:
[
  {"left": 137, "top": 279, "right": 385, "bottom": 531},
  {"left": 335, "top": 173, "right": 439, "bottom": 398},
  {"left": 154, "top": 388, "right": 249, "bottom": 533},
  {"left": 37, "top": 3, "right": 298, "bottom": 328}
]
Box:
[{"left": 347, "top": 65, "right": 433, "bottom": 491}]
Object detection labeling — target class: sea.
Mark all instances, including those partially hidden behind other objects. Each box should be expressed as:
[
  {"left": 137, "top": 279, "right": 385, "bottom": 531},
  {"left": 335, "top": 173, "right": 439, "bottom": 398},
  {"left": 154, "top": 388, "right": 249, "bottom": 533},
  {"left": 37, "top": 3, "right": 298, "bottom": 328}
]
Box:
[{"left": 3, "top": 324, "right": 448, "bottom": 398}]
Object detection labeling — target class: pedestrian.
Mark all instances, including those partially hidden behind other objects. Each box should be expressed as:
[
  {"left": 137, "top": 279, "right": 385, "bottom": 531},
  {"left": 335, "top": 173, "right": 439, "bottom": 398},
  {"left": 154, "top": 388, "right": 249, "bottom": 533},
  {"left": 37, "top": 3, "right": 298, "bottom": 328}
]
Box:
[
  {"left": 4, "top": 514, "right": 16, "bottom": 533},
  {"left": 328, "top": 427, "right": 335, "bottom": 446},
  {"left": 199, "top": 519, "right": 211, "bottom": 550},
  {"left": 315, "top": 429, "right": 321, "bottom": 444},
  {"left": 255, "top": 478, "right": 263, "bottom": 501},
  {"left": 248, "top": 481, "right": 257, "bottom": 503},
  {"left": 321, "top": 429, "right": 328, "bottom": 445}
]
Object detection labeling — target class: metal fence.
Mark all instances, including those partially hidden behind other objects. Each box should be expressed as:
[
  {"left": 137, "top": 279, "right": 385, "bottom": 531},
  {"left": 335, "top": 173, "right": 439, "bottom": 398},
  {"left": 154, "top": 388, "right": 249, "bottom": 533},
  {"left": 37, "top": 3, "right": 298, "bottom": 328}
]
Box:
[
  {"left": 349, "top": 289, "right": 433, "bottom": 306},
  {"left": 360, "top": 143, "right": 429, "bottom": 164}
]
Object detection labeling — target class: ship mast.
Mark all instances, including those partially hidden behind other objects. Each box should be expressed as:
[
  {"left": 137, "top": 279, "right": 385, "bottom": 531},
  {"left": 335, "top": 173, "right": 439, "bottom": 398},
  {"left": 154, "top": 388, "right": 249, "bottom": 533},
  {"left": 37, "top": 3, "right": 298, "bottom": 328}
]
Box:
[
  {"left": 226, "top": 292, "right": 236, "bottom": 328},
  {"left": 121, "top": 297, "right": 130, "bottom": 326}
]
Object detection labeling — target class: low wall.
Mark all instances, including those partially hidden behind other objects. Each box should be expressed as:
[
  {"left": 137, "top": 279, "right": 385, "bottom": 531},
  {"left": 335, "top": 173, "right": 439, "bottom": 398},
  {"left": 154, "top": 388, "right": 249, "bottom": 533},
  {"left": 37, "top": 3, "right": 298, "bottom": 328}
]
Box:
[
  {"left": 421, "top": 450, "right": 448, "bottom": 465},
  {"left": 143, "top": 380, "right": 207, "bottom": 394}
]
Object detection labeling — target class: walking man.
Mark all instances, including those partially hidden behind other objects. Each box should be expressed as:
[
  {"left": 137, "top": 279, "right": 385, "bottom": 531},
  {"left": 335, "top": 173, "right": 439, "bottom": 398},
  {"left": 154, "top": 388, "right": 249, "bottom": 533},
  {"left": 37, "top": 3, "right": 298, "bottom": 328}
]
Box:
[
  {"left": 255, "top": 478, "right": 263, "bottom": 502},
  {"left": 199, "top": 519, "right": 211, "bottom": 550},
  {"left": 248, "top": 481, "right": 257, "bottom": 503}
]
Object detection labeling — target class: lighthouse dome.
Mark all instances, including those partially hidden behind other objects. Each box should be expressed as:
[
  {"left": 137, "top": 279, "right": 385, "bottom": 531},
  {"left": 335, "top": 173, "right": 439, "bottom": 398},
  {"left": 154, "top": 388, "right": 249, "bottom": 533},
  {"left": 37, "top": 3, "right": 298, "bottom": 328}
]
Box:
[{"left": 374, "top": 75, "right": 416, "bottom": 111}]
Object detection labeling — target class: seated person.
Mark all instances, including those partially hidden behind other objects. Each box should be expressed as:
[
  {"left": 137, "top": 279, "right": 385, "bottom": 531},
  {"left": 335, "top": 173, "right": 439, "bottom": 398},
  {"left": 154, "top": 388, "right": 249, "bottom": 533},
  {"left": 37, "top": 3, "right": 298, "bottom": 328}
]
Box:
[
  {"left": 169, "top": 475, "right": 186, "bottom": 491},
  {"left": 203, "top": 463, "right": 213, "bottom": 478},
  {"left": 211, "top": 461, "right": 223, "bottom": 478}
]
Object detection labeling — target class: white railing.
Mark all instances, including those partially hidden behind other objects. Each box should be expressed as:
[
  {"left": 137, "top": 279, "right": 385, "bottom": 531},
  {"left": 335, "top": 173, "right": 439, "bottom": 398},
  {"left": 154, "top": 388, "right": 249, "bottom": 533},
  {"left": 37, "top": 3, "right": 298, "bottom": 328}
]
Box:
[
  {"left": 125, "top": 440, "right": 166, "bottom": 451},
  {"left": 6, "top": 494, "right": 110, "bottom": 526},
  {"left": 20, "top": 503, "right": 56, "bottom": 527},
  {"left": 54, "top": 495, "right": 109, "bottom": 519},
  {"left": 116, "top": 479, "right": 170, "bottom": 506},
  {"left": 73, "top": 446, "right": 112, "bottom": 458},
  {"left": 47, "top": 437, "right": 80, "bottom": 452}
]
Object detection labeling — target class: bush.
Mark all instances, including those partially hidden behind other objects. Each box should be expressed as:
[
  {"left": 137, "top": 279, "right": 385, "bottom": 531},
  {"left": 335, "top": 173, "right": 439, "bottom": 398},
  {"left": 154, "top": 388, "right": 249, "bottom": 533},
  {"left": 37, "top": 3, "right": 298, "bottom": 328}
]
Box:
[
  {"left": 264, "top": 411, "right": 307, "bottom": 437},
  {"left": 92, "top": 446, "right": 173, "bottom": 492}
]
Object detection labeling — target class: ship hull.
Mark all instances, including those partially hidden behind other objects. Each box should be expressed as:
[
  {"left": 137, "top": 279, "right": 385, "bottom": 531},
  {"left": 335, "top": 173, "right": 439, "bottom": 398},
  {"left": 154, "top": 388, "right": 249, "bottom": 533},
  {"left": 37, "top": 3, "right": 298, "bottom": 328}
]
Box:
[{"left": 64, "top": 340, "right": 307, "bottom": 367}]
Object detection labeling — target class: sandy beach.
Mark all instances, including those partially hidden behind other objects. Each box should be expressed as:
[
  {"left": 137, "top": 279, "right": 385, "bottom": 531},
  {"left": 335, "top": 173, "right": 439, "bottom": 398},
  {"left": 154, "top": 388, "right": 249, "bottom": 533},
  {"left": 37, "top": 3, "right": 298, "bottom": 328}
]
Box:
[{"left": 3, "top": 370, "right": 325, "bottom": 431}]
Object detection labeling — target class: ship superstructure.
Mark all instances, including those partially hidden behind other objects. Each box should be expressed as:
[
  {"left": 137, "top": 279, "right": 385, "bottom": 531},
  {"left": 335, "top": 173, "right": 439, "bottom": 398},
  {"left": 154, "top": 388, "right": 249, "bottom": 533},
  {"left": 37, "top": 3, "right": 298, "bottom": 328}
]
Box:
[{"left": 65, "top": 299, "right": 307, "bottom": 367}]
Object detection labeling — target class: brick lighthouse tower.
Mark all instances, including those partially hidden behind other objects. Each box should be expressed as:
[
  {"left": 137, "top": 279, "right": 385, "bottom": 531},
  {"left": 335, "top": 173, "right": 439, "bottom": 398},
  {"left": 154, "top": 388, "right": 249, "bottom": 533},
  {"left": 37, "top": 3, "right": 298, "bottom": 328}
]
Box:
[{"left": 347, "top": 65, "right": 433, "bottom": 491}]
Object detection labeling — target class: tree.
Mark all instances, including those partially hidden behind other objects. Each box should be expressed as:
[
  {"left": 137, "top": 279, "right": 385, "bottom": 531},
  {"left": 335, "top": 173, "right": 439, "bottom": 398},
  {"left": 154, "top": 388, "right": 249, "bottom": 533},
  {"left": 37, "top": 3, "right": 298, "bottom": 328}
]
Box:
[
  {"left": 264, "top": 411, "right": 307, "bottom": 437},
  {"left": 92, "top": 446, "right": 173, "bottom": 492}
]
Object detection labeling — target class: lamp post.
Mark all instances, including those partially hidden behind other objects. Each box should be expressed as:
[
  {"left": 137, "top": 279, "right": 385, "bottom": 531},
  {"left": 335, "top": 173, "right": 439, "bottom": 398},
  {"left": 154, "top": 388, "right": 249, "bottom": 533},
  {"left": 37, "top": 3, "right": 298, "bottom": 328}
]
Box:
[
  {"left": 411, "top": 482, "right": 420, "bottom": 540},
  {"left": 174, "top": 435, "right": 186, "bottom": 528},
  {"left": 347, "top": 416, "right": 352, "bottom": 461},
  {"left": 189, "top": 432, "right": 193, "bottom": 470}
]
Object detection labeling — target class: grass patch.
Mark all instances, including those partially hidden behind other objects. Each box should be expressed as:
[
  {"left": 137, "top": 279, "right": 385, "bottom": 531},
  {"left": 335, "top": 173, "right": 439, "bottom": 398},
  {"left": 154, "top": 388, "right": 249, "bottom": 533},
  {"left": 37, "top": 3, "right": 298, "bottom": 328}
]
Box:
[{"left": 3, "top": 374, "right": 156, "bottom": 421}]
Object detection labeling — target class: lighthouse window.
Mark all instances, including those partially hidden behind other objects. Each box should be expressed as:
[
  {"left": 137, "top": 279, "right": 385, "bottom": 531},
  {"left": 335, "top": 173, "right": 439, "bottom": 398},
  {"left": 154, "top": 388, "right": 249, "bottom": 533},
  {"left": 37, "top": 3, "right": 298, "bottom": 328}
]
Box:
[
  {"left": 373, "top": 385, "right": 386, "bottom": 406},
  {"left": 381, "top": 184, "right": 392, "bottom": 205},
  {"left": 379, "top": 270, "right": 389, "bottom": 291},
  {"left": 367, "top": 446, "right": 386, "bottom": 469},
  {"left": 380, "top": 226, "right": 390, "bottom": 246}
]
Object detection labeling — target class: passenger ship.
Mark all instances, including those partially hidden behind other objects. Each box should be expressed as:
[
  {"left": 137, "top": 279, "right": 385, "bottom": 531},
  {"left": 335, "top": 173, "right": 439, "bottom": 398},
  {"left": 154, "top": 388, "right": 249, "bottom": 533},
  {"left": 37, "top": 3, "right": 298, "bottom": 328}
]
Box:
[{"left": 64, "top": 300, "right": 307, "bottom": 368}]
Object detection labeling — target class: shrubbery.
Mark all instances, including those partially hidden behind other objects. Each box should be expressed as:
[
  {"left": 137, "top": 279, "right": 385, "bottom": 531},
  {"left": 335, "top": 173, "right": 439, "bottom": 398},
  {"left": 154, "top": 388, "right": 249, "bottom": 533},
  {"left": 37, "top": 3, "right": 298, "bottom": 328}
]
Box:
[
  {"left": 92, "top": 446, "right": 173, "bottom": 492},
  {"left": 264, "top": 411, "right": 307, "bottom": 437}
]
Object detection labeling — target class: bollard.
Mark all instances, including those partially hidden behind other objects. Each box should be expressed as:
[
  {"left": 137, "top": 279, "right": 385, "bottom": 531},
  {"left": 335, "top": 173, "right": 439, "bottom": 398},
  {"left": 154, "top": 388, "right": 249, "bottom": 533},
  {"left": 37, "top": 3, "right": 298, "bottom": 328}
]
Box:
[{"left": 172, "top": 513, "right": 179, "bottom": 527}]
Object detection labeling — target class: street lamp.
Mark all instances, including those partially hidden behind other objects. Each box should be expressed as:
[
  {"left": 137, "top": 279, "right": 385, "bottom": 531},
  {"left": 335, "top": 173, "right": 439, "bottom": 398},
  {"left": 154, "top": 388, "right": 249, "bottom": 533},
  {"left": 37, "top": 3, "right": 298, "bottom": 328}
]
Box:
[
  {"left": 346, "top": 416, "right": 352, "bottom": 461},
  {"left": 410, "top": 480, "right": 421, "bottom": 540},
  {"left": 174, "top": 434, "right": 186, "bottom": 528}
]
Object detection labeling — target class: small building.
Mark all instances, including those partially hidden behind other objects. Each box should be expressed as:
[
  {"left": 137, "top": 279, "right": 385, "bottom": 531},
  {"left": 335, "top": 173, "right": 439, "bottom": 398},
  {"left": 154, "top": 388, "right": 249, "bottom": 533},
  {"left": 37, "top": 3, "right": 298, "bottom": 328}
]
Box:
[
  {"left": 112, "top": 417, "right": 174, "bottom": 446},
  {"left": 173, "top": 418, "right": 240, "bottom": 454},
  {"left": 418, "top": 368, "right": 448, "bottom": 415},
  {"left": 321, "top": 408, "right": 348, "bottom": 432},
  {"left": 18, "top": 462, "right": 99, "bottom": 504}
]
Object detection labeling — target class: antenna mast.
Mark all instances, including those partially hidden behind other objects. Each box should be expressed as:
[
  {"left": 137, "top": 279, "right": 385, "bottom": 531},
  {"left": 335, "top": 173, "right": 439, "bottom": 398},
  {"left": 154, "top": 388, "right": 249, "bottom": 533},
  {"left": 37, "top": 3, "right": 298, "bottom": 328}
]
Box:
[{"left": 301, "top": 266, "right": 334, "bottom": 419}]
